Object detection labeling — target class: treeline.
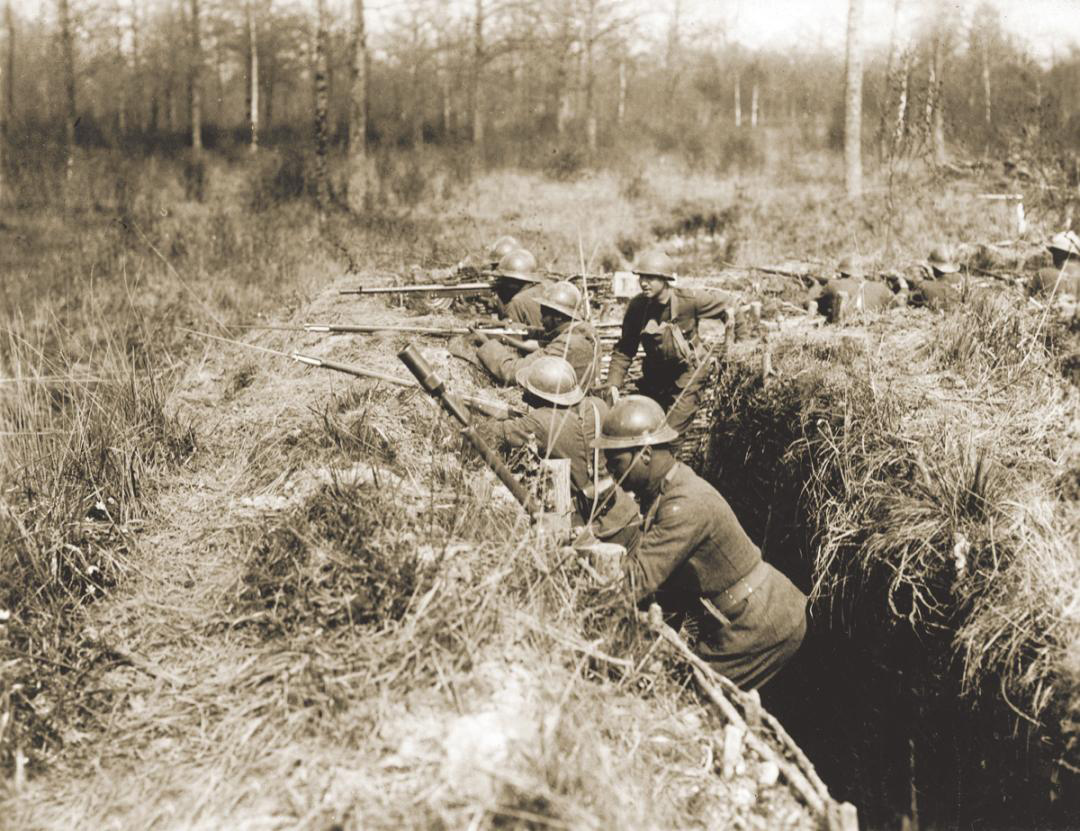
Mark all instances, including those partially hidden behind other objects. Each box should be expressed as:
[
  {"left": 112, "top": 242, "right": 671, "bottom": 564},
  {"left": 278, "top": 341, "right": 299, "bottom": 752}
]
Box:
[{"left": 2, "top": 0, "right": 1080, "bottom": 168}]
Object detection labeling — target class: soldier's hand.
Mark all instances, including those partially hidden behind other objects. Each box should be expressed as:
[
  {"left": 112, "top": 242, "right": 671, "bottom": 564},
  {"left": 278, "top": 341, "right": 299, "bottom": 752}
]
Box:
[{"left": 468, "top": 329, "right": 490, "bottom": 348}]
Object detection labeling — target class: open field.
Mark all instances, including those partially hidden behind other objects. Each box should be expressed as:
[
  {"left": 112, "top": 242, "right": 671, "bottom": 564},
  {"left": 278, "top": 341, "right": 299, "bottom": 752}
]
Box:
[{"left": 2, "top": 146, "right": 1079, "bottom": 829}]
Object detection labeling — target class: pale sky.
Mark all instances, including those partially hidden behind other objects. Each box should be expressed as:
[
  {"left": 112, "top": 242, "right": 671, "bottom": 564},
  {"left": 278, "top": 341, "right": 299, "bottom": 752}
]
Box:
[{"left": 15, "top": 0, "right": 1080, "bottom": 64}]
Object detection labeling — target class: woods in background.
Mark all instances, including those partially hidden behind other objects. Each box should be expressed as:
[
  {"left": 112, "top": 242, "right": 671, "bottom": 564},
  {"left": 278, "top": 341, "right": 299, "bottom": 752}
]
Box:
[{"left": 1, "top": 0, "right": 1079, "bottom": 201}]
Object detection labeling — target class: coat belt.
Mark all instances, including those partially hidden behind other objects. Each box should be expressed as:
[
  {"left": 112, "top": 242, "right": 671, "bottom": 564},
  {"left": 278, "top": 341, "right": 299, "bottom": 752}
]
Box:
[{"left": 701, "top": 559, "right": 771, "bottom": 622}]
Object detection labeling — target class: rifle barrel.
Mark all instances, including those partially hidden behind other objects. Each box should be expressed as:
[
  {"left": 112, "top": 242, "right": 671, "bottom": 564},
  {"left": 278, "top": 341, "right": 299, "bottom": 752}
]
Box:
[
  {"left": 340, "top": 282, "right": 492, "bottom": 296},
  {"left": 237, "top": 323, "right": 530, "bottom": 337}
]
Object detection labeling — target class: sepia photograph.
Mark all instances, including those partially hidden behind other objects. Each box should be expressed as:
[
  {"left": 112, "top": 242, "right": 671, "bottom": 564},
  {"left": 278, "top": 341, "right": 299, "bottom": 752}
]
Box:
[{"left": 1, "top": 0, "right": 1079, "bottom": 827}]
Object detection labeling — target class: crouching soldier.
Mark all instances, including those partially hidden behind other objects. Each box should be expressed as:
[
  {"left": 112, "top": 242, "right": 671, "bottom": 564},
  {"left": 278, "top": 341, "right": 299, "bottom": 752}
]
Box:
[
  {"left": 474, "top": 281, "right": 601, "bottom": 390},
  {"left": 592, "top": 395, "right": 807, "bottom": 690},
  {"left": 475, "top": 356, "right": 640, "bottom": 548},
  {"left": 606, "top": 250, "right": 736, "bottom": 441}
]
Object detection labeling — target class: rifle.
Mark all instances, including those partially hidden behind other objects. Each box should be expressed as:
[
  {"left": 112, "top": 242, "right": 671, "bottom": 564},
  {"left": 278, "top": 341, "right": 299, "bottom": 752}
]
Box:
[
  {"left": 339, "top": 281, "right": 493, "bottom": 296},
  {"left": 399, "top": 343, "right": 541, "bottom": 518},
  {"left": 182, "top": 329, "right": 522, "bottom": 420},
  {"left": 234, "top": 322, "right": 534, "bottom": 338}
]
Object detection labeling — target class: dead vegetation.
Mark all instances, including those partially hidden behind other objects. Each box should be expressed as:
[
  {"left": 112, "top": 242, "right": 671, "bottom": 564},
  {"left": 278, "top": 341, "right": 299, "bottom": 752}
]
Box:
[
  {"left": 3, "top": 146, "right": 1079, "bottom": 827},
  {"left": 702, "top": 291, "right": 1080, "bottom": 825}
]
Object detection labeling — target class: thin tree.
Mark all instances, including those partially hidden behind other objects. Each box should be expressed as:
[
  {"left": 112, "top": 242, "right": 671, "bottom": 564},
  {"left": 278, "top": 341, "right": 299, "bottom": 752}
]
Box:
[
  {"left": 843, "top": 0, "right": 864, "bottom": 199},
  {"left": 347, "top": 0, "right": 366, "bottom": 211},
  {"left": 131, "top": 0, "right": 142, "bottom": 134},
  {"left": 927, "top": 23, "right": 946, "bottom": 165},
  {"left": 313, "top": 0, "right": 330, "bottom": 214},
  {"left": 471, "top": 0, "right": 483, "bottom": 146},
  {"left": 877, "top": 0, "right": 902, "bottom": 160},
  {"left": 0, "top": 5, "right": 4, "bottom": 203},
  {"left": 3, "top": 0, "right": 11, "bottom": 142},
  {"left": 59, "top": 0, "right": 76, "bottom": 182},
  {"left": 246, "top": 0, "right": 258, "bottom": 152},
  {"left": 189, "top": 0, "right": 202, "bottom": 153}
]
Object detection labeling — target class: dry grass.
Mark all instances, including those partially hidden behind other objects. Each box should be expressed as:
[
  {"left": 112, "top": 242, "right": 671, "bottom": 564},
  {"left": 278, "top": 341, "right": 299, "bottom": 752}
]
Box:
[
  {"left": 702, "top": 288, "right": 1080, "bottom": 819},
  {"left": 5, "top": 142, "right": 1073, "bottom": 827}
]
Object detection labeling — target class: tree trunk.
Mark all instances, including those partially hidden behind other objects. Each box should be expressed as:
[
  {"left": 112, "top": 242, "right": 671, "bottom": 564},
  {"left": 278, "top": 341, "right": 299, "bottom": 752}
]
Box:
[
  {"left": 346, "top": 0, "right": 366, "bottom": 211},
  {"left": 665, "top": 0, "right": 681, "bottom": 100},
  {"left": 265, "top": 48, "right": 275, "bottom": 131},
  {"left": 734, "top": 74, "right": 741, "bottom": 127},
  {"left": 878, "top": 0, "right": 902, "bottom": 160},
  {"left": 471, "top": 0, "right": 483, "bottom": 147},
  {"left": 3, "top": 0, "right": 12, "bottom": 142},
  {"left": 0, "top": 12, "right": 4, "bottom": 203},
  {"left": 189, "top": 0, "right": 202, "bottom": 152},
  {"left": 930, "top": 30, "right": 946, "bottom": 165},
  {"left": 893, "top": 45, "right": 911, "bottom": 155},
  {"left": 616, "top": 55, "right": 627, "bottom": 127},
  {"left": 844, "top": 0, "right": 864, "bottom": 199},
  {"left": 584, "top": 0, "right": 597, "bottom": 153},
  {"left": 980, "top": 35, "right": 991, "bottom": 133},
  {"left": 131, "top": 0, "right": 143, "bottom": 134},
  {"left": 115, "top": 4, "right": 127, "bottom": 137},
  {"left": 438, "top": 40, "right": 451, "bottom": 136},
  {"left": 313, "top": 0, "right": 330, "bottom": 213},
  {"left": 247, "top": 0, "right": 259, "bottom": 152},
  {"left": 751, "top": 82, "right": 759, "bottom": 128},
  {"left": 59, "top": 0, "right": 76, "bottom": 181}
]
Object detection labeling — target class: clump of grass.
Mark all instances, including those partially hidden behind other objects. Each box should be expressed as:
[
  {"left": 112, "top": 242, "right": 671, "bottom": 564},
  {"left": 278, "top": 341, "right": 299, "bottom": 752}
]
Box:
[
  {"left": 0, "top": 337, "right": 196, "bottom": 776},
  {"left": 232, "top": 478, "right": 427, "bottom": 636}
]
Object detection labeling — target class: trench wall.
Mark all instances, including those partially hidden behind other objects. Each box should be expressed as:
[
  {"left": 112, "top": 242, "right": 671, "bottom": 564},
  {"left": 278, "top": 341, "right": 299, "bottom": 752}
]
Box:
[{"left": 696, "top": 343, "right": 1078, "bottom": 830}]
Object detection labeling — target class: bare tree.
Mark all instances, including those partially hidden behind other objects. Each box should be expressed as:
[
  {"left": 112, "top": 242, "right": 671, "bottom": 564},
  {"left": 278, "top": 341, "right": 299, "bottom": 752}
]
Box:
[
  {"left": 616, "top": 47, "right": 627, "bottom": 127},
  {"left": 877, "top": 0, "right": 902, "bottom": 159},
  {"left": 0, "top": 5, "right": 4, "bottom": 203},
  {"left": 471, "top": 0, "right": 483, "bottom": 146},
  {"left": 3, "top": 0, "right": 11, "bottom": 141},
  {"left": 313, "top": 0, "right": 330, "bottom": 213},
  {"left": 189, "top": 0, "right": 202, "bottom": 152},
  {"left": 246, "top": 0, "right": 258, "bottom": 152},
  {"left": 893, "top": 43, "right": 912, "bottom": 155},
  {"left": 927, "top": 24, "right": 946, "bottom": 165},
  {"left": 347, "top": 0, "right": 366, "bottom": 210},
  {"left": 843, "top": 0, "right": 863, "bottom": 198},
  {"left": 59, "top": 0, "right": 76, "bottom": 181},
  {"left": 130, "top": 0, "right": 143, "bottom": 134}
]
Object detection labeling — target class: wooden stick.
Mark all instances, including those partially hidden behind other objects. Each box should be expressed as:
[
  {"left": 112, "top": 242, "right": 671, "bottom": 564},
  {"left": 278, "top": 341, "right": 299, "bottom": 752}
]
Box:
[{"left": 648, "top": 616, "right": 834, "bottom": 806}]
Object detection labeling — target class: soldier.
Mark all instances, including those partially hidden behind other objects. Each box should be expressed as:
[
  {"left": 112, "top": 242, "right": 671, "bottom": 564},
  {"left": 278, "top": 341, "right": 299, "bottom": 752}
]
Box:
[
  {"left": 490, "top": 248, "right": 551, "bottom": 329},
  {"left": 1030, "top": 232, "right": 1080, "bottom": 298},
  {"left": 591, "top": 395, "right": 807, "bottom": 690},
  {"left": 487, "top": 235, "right": 521, "bottom": 269},
  {"left": 927, "top": 246, "right": 964, "bottom": 284},
  {"left": 813, "top": 254, "right": 901, "bottom": 320},
  {"left": 836, "top": 254, "right": 865, "bottom": 279},
  {"left": 605, "top": 250, "right": 736, "bottom": 440},
  {"left": 474, "top": 281, "right": 601, "bottom": 389},
  {"left": 475, "top": 356, "right": 640, "bottom": 548}
]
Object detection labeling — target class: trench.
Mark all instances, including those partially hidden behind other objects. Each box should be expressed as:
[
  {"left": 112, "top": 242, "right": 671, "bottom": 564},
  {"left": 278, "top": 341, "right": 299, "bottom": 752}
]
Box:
[{"left": 693, "top": 363, "right": 1079, "bottom": 831}]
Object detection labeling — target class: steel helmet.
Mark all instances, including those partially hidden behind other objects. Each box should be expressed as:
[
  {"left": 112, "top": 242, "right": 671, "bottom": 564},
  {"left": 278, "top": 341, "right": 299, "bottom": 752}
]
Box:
[
  {"left": 1048, "top": 231, "right": 1080, "bottom": 257},
  {"left": 538, "top": 281, "right": 583, "bottom": 319},
  {"left": 494, "top": 248, "right": 542, "bottom": 284},
  {"left": 837, "top": 254, "right": 866, "bottom": 279},
  {"left": 488, "top": 235, "right": 520, "bottom": 263},
  {"left": 591, "top": 395, "right": 679, "bottom": 450},
  {"left": 514, "top": 355, "right": 584, "bottom": 406},
  {"left": 927, "top": 246, "right": 959, "bottom": 274},
  {"left": 632, "top": 250, "right": 678, "bottom": 282}
]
